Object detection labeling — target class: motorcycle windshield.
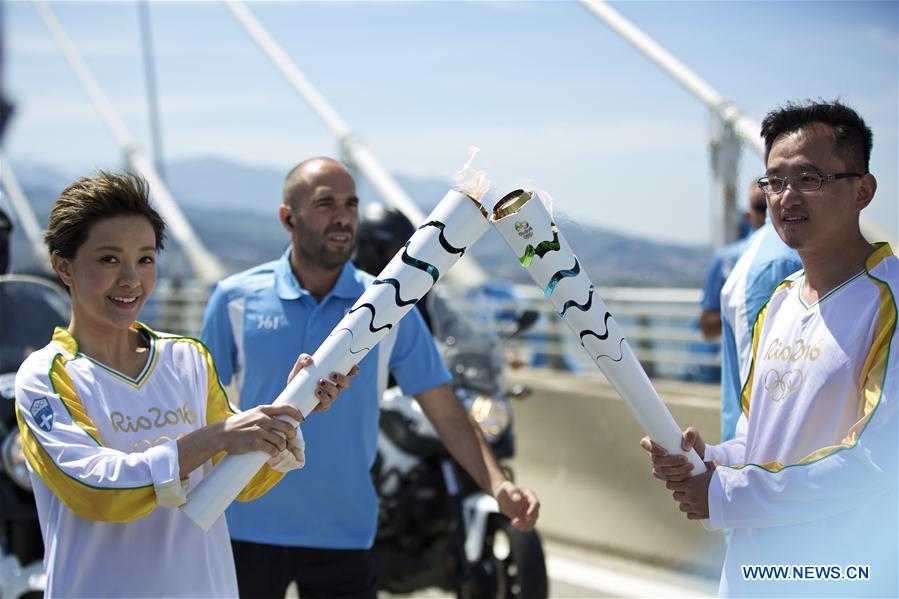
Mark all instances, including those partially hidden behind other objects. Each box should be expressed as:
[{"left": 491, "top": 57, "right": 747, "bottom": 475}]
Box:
[
  {"left": 426, "top": 287, "right": 505, "bottom": 393},
  {"left": 0, "top": 277, "right": 70, "bottom": 375}
]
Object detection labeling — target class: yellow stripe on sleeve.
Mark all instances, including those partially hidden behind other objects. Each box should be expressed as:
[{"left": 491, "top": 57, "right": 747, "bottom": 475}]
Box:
[
  {"left": 50, "top": 355, "right": 102, "bottom": 445},
  {"left": 16, "top": 403, "right": 157, "bottom": 523},
  {"left": 740, "top": 279, "right": 792, "bottom": 416},
  {"left": 236, "top": 463, "right": 285, "bottom": 502},
  {"left": 795, "top": 260, "right": 897, "bottom": 468},
  {"left": 187, "top": 338, "right": 286, "bottom": 501},
  {"left": 183, "top": 338, "right": 238, "bottom": 424},
  {"left": 857, "top": 278, "right": 896, "bottom": 420}
]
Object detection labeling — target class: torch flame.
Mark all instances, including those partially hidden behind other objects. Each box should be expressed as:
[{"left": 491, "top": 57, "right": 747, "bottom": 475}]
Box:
[{"left": 452, "top": 146, "right": 491, "bottom": 201}]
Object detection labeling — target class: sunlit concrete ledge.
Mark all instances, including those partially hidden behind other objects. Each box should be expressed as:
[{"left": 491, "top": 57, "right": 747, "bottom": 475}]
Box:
[{"left": 507, "top": 368, "right": 725, "bottom": 579}]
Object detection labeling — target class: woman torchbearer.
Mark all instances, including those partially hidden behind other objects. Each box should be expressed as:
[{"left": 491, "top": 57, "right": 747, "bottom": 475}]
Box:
[{"left": 14, "top": 171, "right": 351, "bottom": 597}]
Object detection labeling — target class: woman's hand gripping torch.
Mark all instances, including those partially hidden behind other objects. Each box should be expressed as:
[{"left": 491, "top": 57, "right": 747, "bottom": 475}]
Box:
[
  {"left": 489, "top": 190, "right": 707, "bottom": 478},
  {"left": 181, "top": 189, "right": 491, "bottom": 531}
]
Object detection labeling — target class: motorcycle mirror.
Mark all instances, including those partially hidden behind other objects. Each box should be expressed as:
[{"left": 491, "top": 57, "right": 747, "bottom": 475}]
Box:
[{"left": 505, "top": 310, "right": 539, "bottom": 339}]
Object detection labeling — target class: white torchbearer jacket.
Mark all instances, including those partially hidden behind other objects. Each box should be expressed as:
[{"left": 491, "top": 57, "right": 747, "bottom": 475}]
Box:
[
  {"left": 14, "top": 324, "right": 286, "bottom": 598},
  {"left": 704, "top": 243, "right": 897, "bottom": 598}
]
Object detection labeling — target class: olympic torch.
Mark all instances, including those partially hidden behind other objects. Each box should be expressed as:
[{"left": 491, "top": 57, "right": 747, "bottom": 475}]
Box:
[
  {"left": 182, "top": 166, "right": 491, "bottom": 531},
  {"left": 490, "top": 189, "right": 706, "bottom": 475}
]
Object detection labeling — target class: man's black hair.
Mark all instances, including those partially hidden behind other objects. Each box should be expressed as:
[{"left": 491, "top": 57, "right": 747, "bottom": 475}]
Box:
[{"left": 760, "top": 100, "right": 873, "bottom": 173}]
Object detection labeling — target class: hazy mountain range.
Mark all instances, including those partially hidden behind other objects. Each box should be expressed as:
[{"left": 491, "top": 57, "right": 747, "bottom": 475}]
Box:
[{"left": 5, "top": 157, "right": 711, "bottom": 286}]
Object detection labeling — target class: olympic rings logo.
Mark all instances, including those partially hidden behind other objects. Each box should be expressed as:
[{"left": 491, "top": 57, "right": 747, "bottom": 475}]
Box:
[
  {"left": 131, "top": 434, "right": 179, "bottom": 452},
  {"left": 763, "top": 368, "right": 804, "bottom": 402}
]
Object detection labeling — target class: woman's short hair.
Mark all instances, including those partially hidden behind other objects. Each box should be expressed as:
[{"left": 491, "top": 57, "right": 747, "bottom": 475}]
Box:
[{"left": 44, "top": 170, "right": 166, "bottom": 259}]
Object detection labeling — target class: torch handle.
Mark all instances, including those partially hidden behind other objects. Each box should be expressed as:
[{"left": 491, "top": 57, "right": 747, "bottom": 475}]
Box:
[
  {"left": 180, "top": 367, "right": 328, "bottom": 531},
  {"left": 577, "top": 325, "right": 706, "bottom": 475},
  {"left": 180, "top": 450, "right": 270, "bottom": 531},
  {"left": 181, "top": 338, "right": 355, "bottom": 531}
]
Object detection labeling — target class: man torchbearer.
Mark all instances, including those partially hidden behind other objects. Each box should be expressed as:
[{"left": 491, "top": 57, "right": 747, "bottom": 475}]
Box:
[{"left": 643, "top": 100, "right": 897, "bottom": 597}]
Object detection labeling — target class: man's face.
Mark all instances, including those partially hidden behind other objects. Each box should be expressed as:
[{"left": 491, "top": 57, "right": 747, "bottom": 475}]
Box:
[
  {"left": 288, "top": 162, "right": 359, "bottom": 271},
  {"left": 746, "top": 185, "right": 768, "bottom": 231},
  {"left": 765, "top": 124, "right": 867, "bottom": 254}
]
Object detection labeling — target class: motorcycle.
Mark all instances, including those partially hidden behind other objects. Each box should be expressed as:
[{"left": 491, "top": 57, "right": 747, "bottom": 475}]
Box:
[
  {"left": 372, "top": 287, "right": 547, "bottom": 599},
  {"left": 0, "top": 274, "right": 70, "bottom": 598}
]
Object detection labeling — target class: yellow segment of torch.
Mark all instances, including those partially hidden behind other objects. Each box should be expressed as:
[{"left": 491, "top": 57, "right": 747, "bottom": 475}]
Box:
[
  {"left": 490, "top": 189, "right": 706, "bottom": 475},
  {"left": 181, "top": 190, "right": 490, "bottom": 531}
]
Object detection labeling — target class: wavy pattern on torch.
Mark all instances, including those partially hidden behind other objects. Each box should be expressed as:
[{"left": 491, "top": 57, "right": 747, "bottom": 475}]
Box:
[
  {"left": 348, "top": 303, "right": 393, "bottom": 334},
  {"left": 419, "top": 220, "right": 466, "bottom": 256},
  {"left": 520, "top": 225, "right": 561, "bottom": 267},
  {"left": 578, "top": 311, "right": 613, "bottom": 343},
  {"left": 330, "top": 328, "right": 371, "bottom": 355},
  {"left": 560, "top": 284, "right": 594, "bottom": 317},
  {"left": 373, "top": 278, "right": 418, "bottom": 307},
  {"left": 401, "top": 241, "right": 440, "bottom": 283},
  {"left": 593, "top": 337, "right": 626, "bottom": 363},
  {"left": 578, "top": 313, "right": 625, "bottom": 362},
  {"left": 544, "top": 257, "right": 580, "bottom": 297}
]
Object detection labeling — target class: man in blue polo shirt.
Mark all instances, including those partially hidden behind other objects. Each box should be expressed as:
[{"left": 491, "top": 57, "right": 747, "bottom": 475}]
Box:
[
  {"left": 698, "top": 182, "right": 769, "bottom": 340},
  {"left": 719, "top": 218, "right": 801, "bottom": 441},
  {"left": 201, "top": 157, "right": 540, "bottom": 598}
]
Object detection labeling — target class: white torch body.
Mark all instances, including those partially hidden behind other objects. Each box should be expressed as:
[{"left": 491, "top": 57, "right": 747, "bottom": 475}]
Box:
[
  {"left": 490, "top": 190, "right": 706, "bottom": 475},
  {"left": 182, "top": 190, "right": 490, "bottom": 530}
]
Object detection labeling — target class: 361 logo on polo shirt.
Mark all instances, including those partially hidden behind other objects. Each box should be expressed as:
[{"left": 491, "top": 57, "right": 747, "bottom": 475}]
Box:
[
  {"left": 30, "top": 396, "right": 54, "bottom": 432},
  {"left": 256, "top": 314, "right": 287, "bottom": 330}
]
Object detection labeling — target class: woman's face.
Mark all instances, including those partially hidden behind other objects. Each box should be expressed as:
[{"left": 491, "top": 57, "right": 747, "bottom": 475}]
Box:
[{"left": 54, "top": 215, "right": 158, "bottom": 333}]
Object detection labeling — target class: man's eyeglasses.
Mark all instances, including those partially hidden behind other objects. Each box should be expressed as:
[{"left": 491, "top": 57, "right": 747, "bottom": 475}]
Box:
[{"left": 756, "top": 172, "right": 862, "bottom": 196}]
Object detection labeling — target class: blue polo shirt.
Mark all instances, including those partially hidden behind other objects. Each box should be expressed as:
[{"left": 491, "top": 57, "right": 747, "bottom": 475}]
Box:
[
  {"left": 719, "top": 223, "right": 801, "bottom": 440},
  {"left": 700, "top": 238, "right": 750, "bottom": 311},
  {"left": 200, "top": 249, "right": 451, "bottom": 548}
]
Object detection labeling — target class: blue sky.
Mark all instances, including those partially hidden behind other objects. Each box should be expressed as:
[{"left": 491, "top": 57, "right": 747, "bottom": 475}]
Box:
[{"left": 3, "top": 0, "right": 897, "bottom": 245}]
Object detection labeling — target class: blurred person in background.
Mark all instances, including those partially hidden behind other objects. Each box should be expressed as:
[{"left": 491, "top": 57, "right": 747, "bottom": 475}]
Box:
[
  {"left": 0, "top": 208, "right": 11, "bottom": 274},
  {"left": 718, "top": 183, "right": 801, "bottom": 442},
  {"left": 1, "top": 1, "right": 13, "bottom": 275},
  {"left": 698, "top": 182, "right": 769, "bottom": 340}
]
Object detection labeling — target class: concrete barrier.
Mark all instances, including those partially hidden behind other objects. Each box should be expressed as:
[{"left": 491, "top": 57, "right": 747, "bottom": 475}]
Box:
[{"left": 507, "top": 368, "right": 725, "bottom": 579}]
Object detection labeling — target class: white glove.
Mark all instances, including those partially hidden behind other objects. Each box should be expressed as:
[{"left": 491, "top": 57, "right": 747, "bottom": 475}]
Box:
[{"left": 266, "top": 425, "right": 305, "bottom": 472}]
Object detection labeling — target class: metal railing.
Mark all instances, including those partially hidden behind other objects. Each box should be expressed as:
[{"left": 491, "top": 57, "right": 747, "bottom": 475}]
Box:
[
  {"left": 438, "top": 284, "right": 718, "bottom": 381},
  {"left": 141, "top": 280, "right": 719, "bottom": 382}
]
